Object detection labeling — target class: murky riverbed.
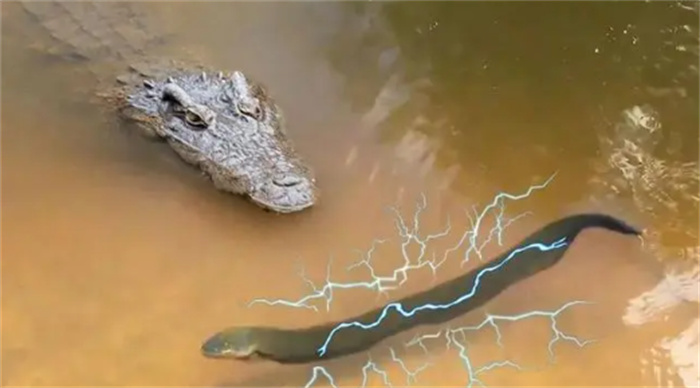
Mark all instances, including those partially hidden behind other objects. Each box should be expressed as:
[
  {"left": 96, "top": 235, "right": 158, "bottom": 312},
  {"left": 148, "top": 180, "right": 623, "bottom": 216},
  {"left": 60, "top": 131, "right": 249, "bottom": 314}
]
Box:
[{"left": 2, "top": 2, "right": 698, "bottom": 387}]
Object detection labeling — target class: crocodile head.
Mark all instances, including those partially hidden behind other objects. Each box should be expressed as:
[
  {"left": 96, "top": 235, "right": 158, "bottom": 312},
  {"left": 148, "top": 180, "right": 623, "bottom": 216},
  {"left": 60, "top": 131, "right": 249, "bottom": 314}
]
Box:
[{"left": 117, "top": 65, "right": 318, "bottom": 214}]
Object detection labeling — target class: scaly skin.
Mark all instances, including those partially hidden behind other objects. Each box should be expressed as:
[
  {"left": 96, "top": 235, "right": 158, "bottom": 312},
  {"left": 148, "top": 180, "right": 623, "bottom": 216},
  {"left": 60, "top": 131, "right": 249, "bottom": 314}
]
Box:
[
  {"left": 17, "top": 1, "right": 319, "bottom": 213},
  {"left": 18, "top": 1, "right": 164, "bottom": 62},
  {"left": 112, "top": 62, "right": 319, "bottom": 213}
]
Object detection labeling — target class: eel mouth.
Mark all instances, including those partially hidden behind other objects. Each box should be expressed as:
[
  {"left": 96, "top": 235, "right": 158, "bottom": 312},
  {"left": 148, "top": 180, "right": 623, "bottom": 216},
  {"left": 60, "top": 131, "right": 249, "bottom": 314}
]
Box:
[{"left": 200, "top": 348, "right": 252, "bottom": 360}]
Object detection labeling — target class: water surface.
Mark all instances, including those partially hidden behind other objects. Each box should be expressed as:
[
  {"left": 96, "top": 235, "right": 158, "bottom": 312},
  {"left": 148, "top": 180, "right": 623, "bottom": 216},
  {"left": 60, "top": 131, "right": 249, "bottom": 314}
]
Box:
[{"left": 2, "top": 2, "right": 698, "bottom": 387}]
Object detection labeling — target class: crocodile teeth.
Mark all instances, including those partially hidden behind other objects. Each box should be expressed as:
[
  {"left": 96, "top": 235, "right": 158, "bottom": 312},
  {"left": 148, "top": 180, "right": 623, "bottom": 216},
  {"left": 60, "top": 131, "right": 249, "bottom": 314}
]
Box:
[
  {"left": 200, "top": 72, "right": 207, "bottom": 82},
  {"left": 143, "top": 80, "right": 155, "bottom": 89}
]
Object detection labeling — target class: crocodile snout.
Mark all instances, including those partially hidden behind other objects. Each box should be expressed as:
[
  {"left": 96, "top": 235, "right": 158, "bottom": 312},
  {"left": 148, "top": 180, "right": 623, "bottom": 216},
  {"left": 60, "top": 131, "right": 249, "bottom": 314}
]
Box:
[
  {"left": 273, "top": 173, "right": 304, "bottom": 188},
  {"left": 249, "top": 172, "right": 318, "bottom": 213}
]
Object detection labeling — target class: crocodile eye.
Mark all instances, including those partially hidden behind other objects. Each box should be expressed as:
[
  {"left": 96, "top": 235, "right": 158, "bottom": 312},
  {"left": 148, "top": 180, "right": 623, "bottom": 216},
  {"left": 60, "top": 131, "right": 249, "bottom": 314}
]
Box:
[{"left": 185, "top": 110, "right": 207, "bottom": 128}]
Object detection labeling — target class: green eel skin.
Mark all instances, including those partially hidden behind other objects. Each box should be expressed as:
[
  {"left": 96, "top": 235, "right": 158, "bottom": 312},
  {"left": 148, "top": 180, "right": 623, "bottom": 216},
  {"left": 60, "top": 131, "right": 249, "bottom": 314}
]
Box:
[{"left": 201, "top": 213, "right": 640, "bottom": 364}]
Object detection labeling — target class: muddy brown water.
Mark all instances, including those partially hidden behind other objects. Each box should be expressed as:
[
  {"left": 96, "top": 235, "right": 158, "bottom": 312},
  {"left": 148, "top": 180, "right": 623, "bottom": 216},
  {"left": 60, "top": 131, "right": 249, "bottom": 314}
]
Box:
[{"left": 1, "top": 2, "right": 698, "bottom": 387}]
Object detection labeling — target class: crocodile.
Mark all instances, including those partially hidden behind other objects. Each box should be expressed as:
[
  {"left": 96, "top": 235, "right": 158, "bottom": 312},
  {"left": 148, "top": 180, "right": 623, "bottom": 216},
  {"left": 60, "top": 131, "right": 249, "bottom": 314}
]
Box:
[{"left": 12, "top": 1, "right": 319, "bottom": 214}]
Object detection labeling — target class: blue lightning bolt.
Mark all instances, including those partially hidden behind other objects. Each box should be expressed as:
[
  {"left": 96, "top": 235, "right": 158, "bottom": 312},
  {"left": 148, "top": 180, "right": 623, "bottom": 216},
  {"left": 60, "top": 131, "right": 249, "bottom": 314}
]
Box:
[
  {"left": 406, "top": 300, "right": 596, "bottom": 387},
  {"left": 450, "top": 334, "right": 523, "bottom": 388},
  {"left": 447, "top": 173, "right": 557, "bottom": 267},
  {"left": 248, "top": 193, "right": 454, "bottom": 312},
  {"left": 315, "top": 238, "right": 568, "bottom": 357},
  {"left": 247, "top": 173, "right": 595, "bottom": 386},
  {"left": 303, "top": 356, "right": 394, "bottom": 388},
  {"left": 248, "top": 174, "right": 555, "bottom": 313},
  {"left": 303, "top": 298, "right": 595, "bottom": 387},
  {"left": 303, "top": 349, "right": 433, "bottom": 388},
  {"left": 388, "top": 347, "right": 432, "bottom": 384}
]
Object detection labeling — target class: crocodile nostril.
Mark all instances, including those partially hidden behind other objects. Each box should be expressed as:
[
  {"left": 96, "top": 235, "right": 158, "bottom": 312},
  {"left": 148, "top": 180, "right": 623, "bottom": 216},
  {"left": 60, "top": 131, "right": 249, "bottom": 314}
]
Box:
[{"left": 273, "top": 174, "right": 303, "bottom": 187}]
